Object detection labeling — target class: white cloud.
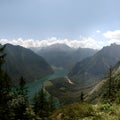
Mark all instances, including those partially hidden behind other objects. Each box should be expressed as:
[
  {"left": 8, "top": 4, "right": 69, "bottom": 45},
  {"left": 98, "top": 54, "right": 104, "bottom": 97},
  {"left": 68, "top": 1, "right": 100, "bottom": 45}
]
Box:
[
  {"left": 102, "top": 30, "right": 120, "bottom": 46},
  {"left": 0, "top": 37, "right": 106, "bottom": 49},
  {"left": 103, "top": 30, "right": 120, "bottom": 39},
  {"left": 1, "top": 30, "right": 120, "bottom": 49},
  {"left": 96, "top": 30, "right": 101, "bottom": 33},
  {"left": 108, "top": 39, "right": 120, "bottom": 45}
]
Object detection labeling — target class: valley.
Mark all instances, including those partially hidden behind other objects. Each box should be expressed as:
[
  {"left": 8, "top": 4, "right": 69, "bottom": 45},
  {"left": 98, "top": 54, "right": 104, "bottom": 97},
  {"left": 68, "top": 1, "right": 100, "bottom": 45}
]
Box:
[
  {"left": 1, "top": 43, "right": 120, "bottom": 119},
  {"left": 1, "top": 1, "right": 120, "bottom": 119},
  {"left": 26, "top": 67, "right": 68, "bottom": 98}
]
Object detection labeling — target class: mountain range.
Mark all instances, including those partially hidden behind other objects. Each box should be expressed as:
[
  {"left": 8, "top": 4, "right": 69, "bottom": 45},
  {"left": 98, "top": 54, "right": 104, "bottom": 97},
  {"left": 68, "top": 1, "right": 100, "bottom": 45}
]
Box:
[
  {"left": 69, "top": 43, "right": 120, "bottom": 87},
  {"left": 3, "top": 44, "right": 53, "bottom": 84},
  {"left": 31, "top": 43, "right": 97, "bottom": 70},
  {"left": 86, "top": 60, "right": 120, "bottom": 103},
  {"left": 45, "top": 43, "right": 120, "bottom": 104},
  {"left": 47, "top": 56, "right": 120, "bottom": 120}
]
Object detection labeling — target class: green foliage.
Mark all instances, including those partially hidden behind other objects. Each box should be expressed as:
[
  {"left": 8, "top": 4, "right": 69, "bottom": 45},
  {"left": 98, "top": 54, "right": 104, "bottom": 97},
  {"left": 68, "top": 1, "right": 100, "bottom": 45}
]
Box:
[
  {"left": 0, "top": 44, "right": 14, "bottom": 119},
  {"left": 7, "top": 76, "right": 34, "bottom": 120},
  {"left": 33, "top": 87, "right": 57, "bottom": 119},
  {"left": 24, "top": 104, "right": 40, "bottom": 120},
  {"left": 0, "top": 44, "right": 6, "bottom": 68},
  {"left": 115, "top": 90, "right": 120, "bottom": 104},
  {"left": 50, "top": 102, "right": 120, "bottom": 120},
  {"left": 50, "top": 102, "right": 94, "bottom": 120},
  {"left": 0, "top": 44, "right": 57, "bottom": 120},
  {"left": 100, "top": 65, "right": 120, "bottom": 104},
  {"left": 13, "top": 77, "right": 31, "bottom": 119},
  {"left": 33, "top": 87, "right": 49, "bottom": 118},
  {"left": 48, "top": 95, "right": 56, "bottom": 113},
  {"left": 80, "top": 92, "right": 84, "bottom": 102},
  {"left": 98, "top": 103, "right": 115, "bottom": 114},
  {"left": 4, "top": 44, "right": 53, "bottom": 84},
  {"left": 16, "top": 76, "right": 28, "bottom": 100}
]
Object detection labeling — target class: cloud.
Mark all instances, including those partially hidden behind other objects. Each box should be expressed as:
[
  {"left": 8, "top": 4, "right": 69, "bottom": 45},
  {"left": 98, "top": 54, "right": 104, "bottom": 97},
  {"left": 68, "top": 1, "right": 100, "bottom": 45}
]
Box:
[
  {"left": 102, "top": 30, "right": 120, "bottom": 45},
  {"left": 96, "top": 30, "right": 101, "bottom": 33},
  {"left": 103, "top": 30, "right": 120, "bottom": 39},
  {"left": 1, "top": 30, "right": 120, "bottom": 49},
  {"left": 0, "top": 37, "right": 107, "bottom": 49},
  {"left": 108, "top": 39, "right": 120, "bottom": 45}
]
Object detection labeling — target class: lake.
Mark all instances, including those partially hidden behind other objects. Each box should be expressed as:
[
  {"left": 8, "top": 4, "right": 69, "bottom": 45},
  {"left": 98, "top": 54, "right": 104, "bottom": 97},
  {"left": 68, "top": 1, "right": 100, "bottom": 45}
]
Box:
[{"left": 27, "top": 68, "right": 68, "bottom": 98}]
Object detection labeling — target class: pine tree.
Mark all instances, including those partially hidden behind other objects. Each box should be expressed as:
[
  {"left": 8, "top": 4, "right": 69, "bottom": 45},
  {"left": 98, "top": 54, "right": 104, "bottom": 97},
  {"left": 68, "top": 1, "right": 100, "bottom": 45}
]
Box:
[
  {"left": 108, "top": 66, "right": 112, "bottom": 99},
  {"left": 14, "top": 76, "right": 29, "bottom": 120},
  {"left": 48, "top": 95, "right": 56, "bottom": 113},
  {"left": 103, "top": 65, "right": 116, "bottom": 102},
  {"left": 17, "top": 76, "right": 28, "bottom": 100},
  {"left": 0, "top": 44, "right": 6, "bottom": 69},
  {"left": 80, "top": 92, "right": 84, "bottom": 102},
  {"left": 33, "top": 86, "right": 49, "bottom": 119},
  {"left": 0, "top": 44, "right": 13, "bottom": 119}
]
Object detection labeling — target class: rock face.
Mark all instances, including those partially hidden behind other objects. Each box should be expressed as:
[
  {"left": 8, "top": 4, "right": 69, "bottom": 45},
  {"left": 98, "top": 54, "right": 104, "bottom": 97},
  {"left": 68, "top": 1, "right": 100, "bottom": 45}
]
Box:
[
  {"left": 3, "top": 44, "right": 53, "bottom": 84},
  {"left": 69, "top": 44, "right": 120, "bottom": 86}
]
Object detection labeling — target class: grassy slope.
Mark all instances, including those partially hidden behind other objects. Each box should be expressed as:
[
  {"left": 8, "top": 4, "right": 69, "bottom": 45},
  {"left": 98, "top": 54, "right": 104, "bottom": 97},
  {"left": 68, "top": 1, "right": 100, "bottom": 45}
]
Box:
[
  {"left": 85, "top": 62, "right": 120, "bottom": 103},
  {"left": 49, "top": 62, "right": 120, "bottom": 120},
  {"left": 45, "top": 76, "right": 98, "bottom": 105},
  {"left": 50, "top": 102, "right": 120, "bottom": 120}
]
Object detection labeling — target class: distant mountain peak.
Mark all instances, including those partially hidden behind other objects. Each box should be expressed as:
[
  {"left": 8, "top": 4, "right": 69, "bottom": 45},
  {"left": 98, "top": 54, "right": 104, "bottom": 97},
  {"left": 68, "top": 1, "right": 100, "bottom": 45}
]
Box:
[
  {"left": 32, "top": 44, "right": 97, "bottom": 70},
  {"left": 42, "top": 43, "right": 73, "bottom": 52}
]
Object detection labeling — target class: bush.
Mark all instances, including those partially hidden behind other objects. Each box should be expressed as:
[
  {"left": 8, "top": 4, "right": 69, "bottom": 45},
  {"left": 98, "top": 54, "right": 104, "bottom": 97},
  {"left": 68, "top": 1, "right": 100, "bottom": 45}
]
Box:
[
  {"left": 98, "top": 103, "right": 114, "bottom": 114},
  {"left": 50, "top": 102, "right": 94, "bottom": 120}
]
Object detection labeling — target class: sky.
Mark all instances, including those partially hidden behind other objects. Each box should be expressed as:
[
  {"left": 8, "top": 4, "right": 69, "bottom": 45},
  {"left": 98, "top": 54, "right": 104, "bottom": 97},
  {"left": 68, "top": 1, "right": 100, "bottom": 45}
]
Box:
[{"left": 0, "top": 0, "right": 120, "bottom": 49}]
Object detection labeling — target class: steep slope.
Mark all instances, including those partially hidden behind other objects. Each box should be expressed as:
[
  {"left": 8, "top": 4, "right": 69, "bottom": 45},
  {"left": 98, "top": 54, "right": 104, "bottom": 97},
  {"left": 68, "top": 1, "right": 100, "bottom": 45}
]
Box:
[
  {"left": 3, "top": 44, "right": 53, "bottom": 84},
  {"left": 45, "top": 44, "right": 120, "bottom": 104},
  {"left": 86, "top": 61, "right": 120, "bottom": 103},
  {"left": 50, "top": 102, "right": 120, "bottom": 120},
  {"left": 69, "top": 43, "right": 120, "bottom": 86},
  {"left": 33, "top": 43, "right": 97, "bottom": 70}
]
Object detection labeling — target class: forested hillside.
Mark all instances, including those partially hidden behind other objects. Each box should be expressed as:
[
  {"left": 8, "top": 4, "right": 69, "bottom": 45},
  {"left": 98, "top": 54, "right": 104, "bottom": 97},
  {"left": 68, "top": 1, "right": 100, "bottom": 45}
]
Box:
[
  {"left": 0, "top": 44, "right": 57, "bottom": 120},
  {"left": 45, "top": 44, "right": 120, "bottom": 105},
  {"left": 50, "top": 60, "right": 120, "bottom": 120},
  {"left": 3, "top": 44, "right": 53, "bottom": 84}
]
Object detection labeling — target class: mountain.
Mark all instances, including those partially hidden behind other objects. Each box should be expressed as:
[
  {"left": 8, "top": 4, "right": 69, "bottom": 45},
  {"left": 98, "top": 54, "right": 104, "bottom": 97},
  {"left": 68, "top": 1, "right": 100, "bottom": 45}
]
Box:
[
  {"left": 69, "top": 43, "right": 120, "bottom": 87},
  {"left": 3, "top": 44, "right": 53, "bottom": 84},
  {"left": 49, "top": 62, "right": 120, "bottom": 120},
  {"left": 32, "top": 43, "right": 97, "bottom": 70},
  {"left": 86, "top": 61, "right": 120, "bottom": 103},
  {"left": 45, "top": 44, "right": 120, "bottom": 104}
]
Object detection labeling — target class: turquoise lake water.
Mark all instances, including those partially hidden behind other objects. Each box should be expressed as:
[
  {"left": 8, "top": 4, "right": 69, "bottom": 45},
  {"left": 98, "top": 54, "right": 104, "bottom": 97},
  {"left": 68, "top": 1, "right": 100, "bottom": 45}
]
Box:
[{"left": 26, "top": 68, "right": 68, "bottom": 98}]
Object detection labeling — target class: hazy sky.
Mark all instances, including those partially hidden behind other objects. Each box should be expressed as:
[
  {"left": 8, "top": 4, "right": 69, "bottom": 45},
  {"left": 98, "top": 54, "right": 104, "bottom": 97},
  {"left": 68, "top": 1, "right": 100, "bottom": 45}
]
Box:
[{"left": 0, "top": 0, "right": 120, "bottom": 49}]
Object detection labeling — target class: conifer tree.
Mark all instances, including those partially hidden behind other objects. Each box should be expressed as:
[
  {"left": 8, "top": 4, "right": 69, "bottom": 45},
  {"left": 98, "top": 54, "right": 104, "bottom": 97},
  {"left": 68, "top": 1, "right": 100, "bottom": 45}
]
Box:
[
  {"left": 33, "top": 86, "right": 49, "bottom": 119},
  {"left": 0, "top": 44, "right": 13, "bottom": 119},
  {"left": 14, "top": 76, "right": 29, "bottom": 120},
  {"left": 103, "top": 65, "right": 115, "bottom": 102},
  {"left": 80, "top": 92, "right": 84, "bottom": 102},
  {"left": 48, "top": 95, "right": 56, "bottom": 113},
  {"left": 17, "top": 76, "right": 28, "bottom": 100},
  {"left": 108, "top": 66, "right": 112, "bottom": 99}
]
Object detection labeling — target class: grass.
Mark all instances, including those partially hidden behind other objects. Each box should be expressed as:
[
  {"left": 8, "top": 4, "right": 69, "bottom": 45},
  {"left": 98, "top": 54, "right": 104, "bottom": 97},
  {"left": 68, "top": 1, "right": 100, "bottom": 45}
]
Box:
[
  {"left": 44, "top": 81, "right": 53, "bottom": 87},
  {"left": 50, "top": 102, "right": 120, "bottom": 120}
]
